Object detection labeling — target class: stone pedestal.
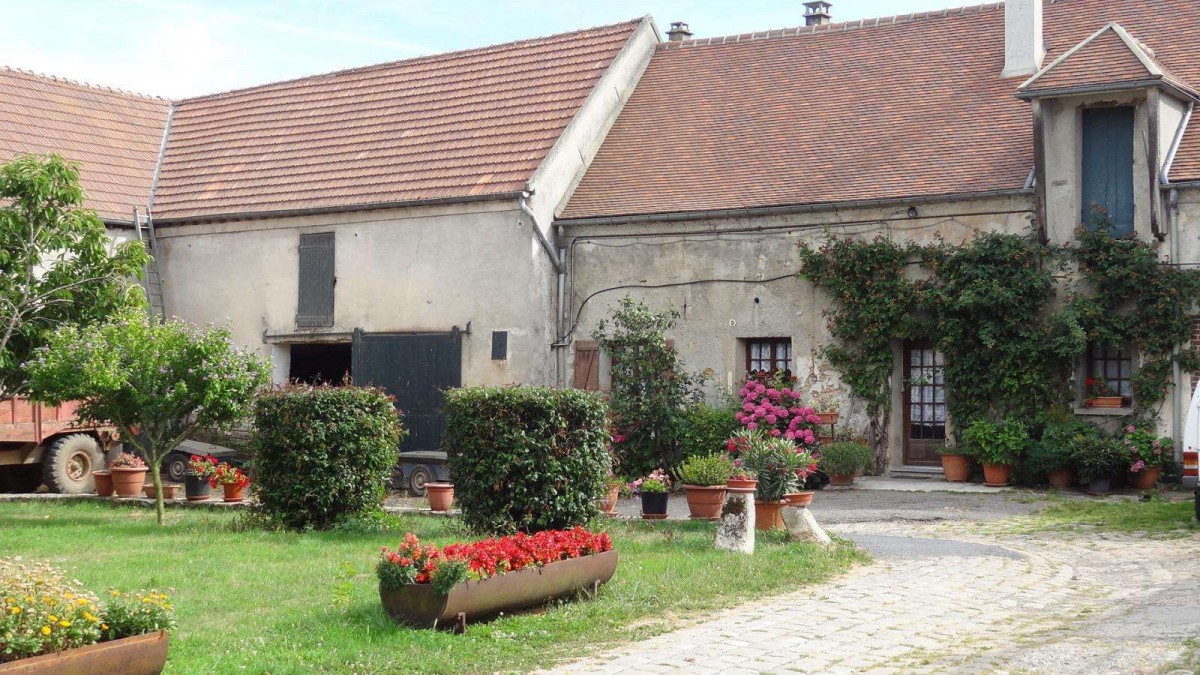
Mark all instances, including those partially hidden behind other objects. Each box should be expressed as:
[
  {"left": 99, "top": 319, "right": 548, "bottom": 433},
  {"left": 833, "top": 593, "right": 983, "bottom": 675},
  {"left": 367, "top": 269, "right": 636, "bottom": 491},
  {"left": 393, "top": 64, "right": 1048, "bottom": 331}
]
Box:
[
  {"left": 714, "top": 488, "right": 756, "bottom": 554},
  {"left": 781, "top": 506, "right": 832, "bottom": 546}
]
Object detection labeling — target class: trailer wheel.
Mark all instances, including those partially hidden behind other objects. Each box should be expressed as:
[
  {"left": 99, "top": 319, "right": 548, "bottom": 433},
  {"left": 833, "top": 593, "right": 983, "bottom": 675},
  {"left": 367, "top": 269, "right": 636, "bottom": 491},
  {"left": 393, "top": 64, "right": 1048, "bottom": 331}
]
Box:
[
  {"left": 42, "top": 434, "right": 103, "bottom": 495},
  {"left": 408, "top": 464, "right": 433, "bottom": 497},
  {"left": 164, "top": 451, "right": 190, "bottom": 483}
]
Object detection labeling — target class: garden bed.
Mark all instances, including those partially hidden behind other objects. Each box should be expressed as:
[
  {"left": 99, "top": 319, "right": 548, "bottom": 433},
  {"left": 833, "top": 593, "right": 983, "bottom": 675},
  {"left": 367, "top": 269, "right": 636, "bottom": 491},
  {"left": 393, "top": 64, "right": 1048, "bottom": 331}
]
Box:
[
  {"left": 0, "top": 501, "right": 865, "bottom": 673},
  {"left": 0, "top": 631, "right": 168, "bottom": 675}
]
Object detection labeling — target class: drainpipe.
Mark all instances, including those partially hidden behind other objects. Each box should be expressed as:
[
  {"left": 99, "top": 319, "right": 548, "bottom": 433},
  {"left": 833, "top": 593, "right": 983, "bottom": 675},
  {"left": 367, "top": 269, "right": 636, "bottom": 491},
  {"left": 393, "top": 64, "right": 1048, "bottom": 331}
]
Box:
[{"left": 519, "top": 191, "right": 567, "bottom": 386}]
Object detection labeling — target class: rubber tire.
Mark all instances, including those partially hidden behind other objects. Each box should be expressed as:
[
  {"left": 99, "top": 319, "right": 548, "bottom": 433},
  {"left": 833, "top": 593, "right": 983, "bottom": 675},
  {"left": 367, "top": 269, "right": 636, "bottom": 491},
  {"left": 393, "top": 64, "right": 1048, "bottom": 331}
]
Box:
[
  {"left": 42, "top": 434, "right": 103, "bottom": 495},
  {"left": 408, "top": 465, "right": 433, "bottom": 497},
  {"left": 163, "top": 451, "right": 190, "bottom": 483}
]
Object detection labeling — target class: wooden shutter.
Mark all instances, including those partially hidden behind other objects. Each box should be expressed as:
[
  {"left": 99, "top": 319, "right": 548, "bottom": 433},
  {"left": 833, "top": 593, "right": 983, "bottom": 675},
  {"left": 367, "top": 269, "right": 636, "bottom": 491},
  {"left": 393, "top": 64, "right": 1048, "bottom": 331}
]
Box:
[
  {"left": 297, "top": 232, "right": 335, "bottom": 327},
  {"left": 572, "top": 341, "right": 600, "bottom": 391},
  {"left": 1081, "top": 107, "right": 1135, "bottom": 235}
]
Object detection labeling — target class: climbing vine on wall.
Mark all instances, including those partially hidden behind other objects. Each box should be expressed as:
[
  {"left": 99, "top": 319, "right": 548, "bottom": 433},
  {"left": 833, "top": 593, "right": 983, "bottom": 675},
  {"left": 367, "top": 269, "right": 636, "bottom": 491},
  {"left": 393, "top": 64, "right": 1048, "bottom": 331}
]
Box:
[{"left": 800, "top": 227, "right": 1200, "bottom": 446}]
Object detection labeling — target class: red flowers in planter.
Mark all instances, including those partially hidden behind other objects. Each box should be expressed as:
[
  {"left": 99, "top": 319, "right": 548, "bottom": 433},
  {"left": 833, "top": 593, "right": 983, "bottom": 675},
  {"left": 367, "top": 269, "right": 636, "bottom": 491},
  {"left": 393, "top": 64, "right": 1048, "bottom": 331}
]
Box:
[{"left": 377, "top": 528, "right": 612, "bottom": 591}]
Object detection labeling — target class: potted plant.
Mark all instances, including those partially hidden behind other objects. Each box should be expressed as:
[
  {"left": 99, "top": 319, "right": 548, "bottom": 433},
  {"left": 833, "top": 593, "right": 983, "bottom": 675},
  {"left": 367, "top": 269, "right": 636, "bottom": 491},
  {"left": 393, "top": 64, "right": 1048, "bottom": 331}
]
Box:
[
  {"left": 737, "top": 434, "right": 807, "bottom": 530},
  {"left": 811, "top": 390, "right": 840, "bottom": 426},
  {"left": 598, "top": 477, "right": 623, "bottom": 515},
  {"left": 724, "top": 431, "right": 759, "bottom": 490},
  {"left": 818, "top": 441, "right": 873, "bottom": 486},
  {"left": 142, "top": 484, "right": 178, "bottom": 500},
  {"left": 629, "top": 469, "right": 670, "bottom": 520},
  {"left": 961, "top": 419, "right": 1027, "bottom": 487},
  {"left": 1084, "top": 372, "right": 1123, "bottom": 409},
  {"left": 210, "top": 461, "right": 249, "bottom": 502},
  {"left": 1026, "top": 441, "right": 1075, "bottom": 489},
  {"left": 1071, "top": 433, "right": 1123, "bottom": 495},
  {"left": 92, "top": 468, "right": 114, "bottom": 497},
  {"left": 1123, "top": 424, "right": 1172, "bottom": 490},
  {"left": 377, "top": 529, "right": 616, "bottom": 628},
  {"left": 0, "top": 558, "right": 175, "bottom": 675},
  {"left": 108, "top": 452, "right": 148, "bottom": 498},
  {"left": 426, "top": 482, "right": 454, "bottom": 512},
  {"left": 677, "top": 454, "right": 733, "bottom": 520},
  {"left": 185, "top": 454, "right": 215, "bottom": 501},
  {"left": 936, "top": 445, "right": 971, "bottom": 482}
]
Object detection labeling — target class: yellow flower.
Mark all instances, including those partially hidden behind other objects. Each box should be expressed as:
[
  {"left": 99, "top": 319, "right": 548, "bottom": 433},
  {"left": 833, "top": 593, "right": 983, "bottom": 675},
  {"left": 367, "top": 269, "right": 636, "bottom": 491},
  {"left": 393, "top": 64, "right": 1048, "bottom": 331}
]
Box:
[
  {"left": 59, "top": 621, "right": 70, "bottom": 628},
  {"left": 100, "top": 624, "right": 108, "bottom": 631},
  {"left": 40, "top": 626, "right": 50, "bottom": 635},
  {"left": 48, "top": 614, "right": 57, "bottom": 622},
  {"left": 9, "top": 607, "right": 19, "bottom": 614},
  {"left": 110, "top": 590, "right": 120, "bottom": 597},
  {"left": 83, "top": 612, "right": 98, "bottom": 622},
  {"left": 76, "top": 598, "right": 88, "bottom": 605}
]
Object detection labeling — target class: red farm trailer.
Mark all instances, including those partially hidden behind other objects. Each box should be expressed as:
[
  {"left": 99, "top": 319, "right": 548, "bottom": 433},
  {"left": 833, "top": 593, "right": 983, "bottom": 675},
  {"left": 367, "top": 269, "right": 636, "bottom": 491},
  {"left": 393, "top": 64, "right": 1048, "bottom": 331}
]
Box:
[{"left": 0, "top": 398, "right": 121, "bottom": 494}]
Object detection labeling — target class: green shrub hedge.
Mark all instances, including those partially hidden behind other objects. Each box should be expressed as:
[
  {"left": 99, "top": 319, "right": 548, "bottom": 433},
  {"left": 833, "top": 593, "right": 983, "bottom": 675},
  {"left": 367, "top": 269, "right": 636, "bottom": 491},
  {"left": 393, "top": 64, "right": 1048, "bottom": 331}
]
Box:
[
  {"left": 252, "top": 384, "right": 404, "bottom": 530},
  {"left": 442, "top": 386, "right": 610, "bottom": 533},
  {"left": 677, "top": 402, "right": 740, "bottom": 468}
]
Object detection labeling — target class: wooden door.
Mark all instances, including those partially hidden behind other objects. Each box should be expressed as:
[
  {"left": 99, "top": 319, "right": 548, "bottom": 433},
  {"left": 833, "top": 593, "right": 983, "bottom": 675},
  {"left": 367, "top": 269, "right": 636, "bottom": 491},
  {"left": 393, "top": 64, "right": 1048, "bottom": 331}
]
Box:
[{"left": 903, "top": 342, "right": 946, "bottom": 466}]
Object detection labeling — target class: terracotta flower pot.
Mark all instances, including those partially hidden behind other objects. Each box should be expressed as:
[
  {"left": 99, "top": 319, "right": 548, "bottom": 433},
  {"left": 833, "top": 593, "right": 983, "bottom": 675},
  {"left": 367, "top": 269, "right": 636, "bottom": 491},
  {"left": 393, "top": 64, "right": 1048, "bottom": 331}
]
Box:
[
  {"left": 426, "top": 482, "right": 454, "bottom": 512},
  {"left": 143, "top": 484, "right": 178, "bottom": 500},
  {"left": 1130, "top": 466, "right": 1160, "bottom": 490},
  {"left": 726, "top": 478, "right": 758, "bottom": 491},
  {"left": 682, "top": 485, "right": 726, "bottom": 520},
  {"left": 1085, "top": 396, "right": 1124, "bottom": 409},
  {"left": 640, "top": 491, "right": 669, "bottom": 519},
  {"left": 754, "top": 500, "right": 786, "bottom": 531},
  {"left": 982, "top": 463, "right": 1011, "bottom": 487},
  {"left": 598, "top": 482, "right": 621, "bottom": 514},
  {"left": 829, "top": 474, "right": 854, "bottom": 487},
  {"left": 815, "top": 411, "right": 839, "bottom": 425},
  {"left": 784, "top": 491, "right": 814, "bottom": 508},
  {"left": 222, "top": 483, "right": 246, "bottom": 503},
  {"left": 109, "top": 467, "right": 148, "bottom": 498},
  {"left": 93, "top": 470, "right": 114, "bottom": 497},
  {"left": 940, "top": 454, "right": 971, "bottom": 482},
  {"left": 1046, "top": 468, "right": 1075, "bottom": 489}
]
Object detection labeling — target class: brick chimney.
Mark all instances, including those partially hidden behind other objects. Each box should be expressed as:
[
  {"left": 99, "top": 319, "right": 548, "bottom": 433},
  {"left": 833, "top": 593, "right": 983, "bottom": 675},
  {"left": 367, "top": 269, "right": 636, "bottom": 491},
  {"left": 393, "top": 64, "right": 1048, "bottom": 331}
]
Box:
[
  {"left": 666, "top": 21, "right": 693, "bottom": 42},
  {"left": 1001, "top": 0, "right": 1045, "bottom": 77},
  {"left": 804, "top": 1, "right": 832, "bottom": 27}
]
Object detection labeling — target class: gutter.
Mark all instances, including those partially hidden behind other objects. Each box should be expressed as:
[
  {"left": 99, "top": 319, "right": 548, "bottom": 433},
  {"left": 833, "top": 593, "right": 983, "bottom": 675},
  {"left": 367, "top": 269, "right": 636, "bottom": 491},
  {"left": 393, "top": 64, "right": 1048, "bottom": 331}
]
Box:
[
  {"left": 519, "top": 190, "right": 568, "bottom": 387},
  {"left": 146, "top": 103, "right": 175, "bottom": 219},
  {"left": 1162, "top": 101, "right": 1195, "bottom": 183},
  {"left": 555, "top": 187, "right": 1032, "bottom": 228},
  {"left": 519, "top": 191, "right": 563, "bottom": 274},
  {"left": 1016, "top": 79, "right": 1200, "bottom": 103},
  {"left": 153, "top": 191, "right": 525, "bottom": 226}
]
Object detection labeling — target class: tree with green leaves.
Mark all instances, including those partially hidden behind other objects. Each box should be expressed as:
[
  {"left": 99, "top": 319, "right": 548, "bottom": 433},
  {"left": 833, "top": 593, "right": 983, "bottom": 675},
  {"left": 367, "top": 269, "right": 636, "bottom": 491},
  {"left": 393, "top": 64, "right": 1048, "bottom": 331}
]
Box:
[
  {"left": 0, "top": 153, "right": 149, "bottom": 398},
  {"left": 26, "top": 311, "right": 271, "bottom": 524},
  {"left": 593, "top": 297, "right": 700, "bottom": 477}
]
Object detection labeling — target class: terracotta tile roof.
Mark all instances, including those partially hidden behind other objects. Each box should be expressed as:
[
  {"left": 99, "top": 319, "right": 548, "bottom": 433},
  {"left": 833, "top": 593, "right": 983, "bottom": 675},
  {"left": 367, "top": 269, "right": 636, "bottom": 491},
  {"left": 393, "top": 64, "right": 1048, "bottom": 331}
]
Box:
[
  {"left": 560, "top": 0, "right": 1200, "bottom": 222},
  {"left": 1020, "top": 23, "right": 1198, "bottom": 99},
  {"left": 0, "top": 68, "right": 168, "bottom": 223},
  {"left": 152, "top": 19, "right": 646, "bottom": 222}
]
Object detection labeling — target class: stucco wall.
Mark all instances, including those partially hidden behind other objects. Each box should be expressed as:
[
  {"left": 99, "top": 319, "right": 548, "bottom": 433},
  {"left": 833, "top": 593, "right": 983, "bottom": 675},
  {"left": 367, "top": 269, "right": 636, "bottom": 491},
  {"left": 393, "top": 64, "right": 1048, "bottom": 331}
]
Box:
[
  {"left": 563, "top": 194, "right": 1036, "bottom": 468},
  {"left": 155, "top": 201, "right": 556, "bottom": 387}
]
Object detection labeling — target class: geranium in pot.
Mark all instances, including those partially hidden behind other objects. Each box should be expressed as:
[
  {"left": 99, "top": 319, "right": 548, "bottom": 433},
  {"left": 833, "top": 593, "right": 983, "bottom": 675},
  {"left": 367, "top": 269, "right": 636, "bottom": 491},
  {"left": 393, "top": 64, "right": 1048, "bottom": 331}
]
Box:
[
  {"left": 629, "top": 469, "right": 670, "bottom": 520},
  {"left": 1122, "top": 424, "right": 1172, "bottom": 490},
  {"left": 108, "top": 452, "right": 148, "bottom": 498},
  {"left": 1072, "top": 434, "right": 1124, "bottom": 496},
  {"left": 724, "top": 431, "right": 759, "bottom": 490},
  {"left": 185, "top": 454, "right": 216, "bottom": 501},
  {"left": 936, "top": 445, "right": 971, "bottom": 482},
  {"left": 961, "top": 418, "right": 1027, "bottom": 487},
  {"left": 817, "top": 441, "right": 873, "bottom": 486},
  {"left": 676, "top": 454, "right": 733, "bottom": 520},
  {"left": 1084, "top": 372, "right": 1123, "bottom": 409},
  {"left": 210, "top": 461, "right": 250, "bottom": 502}
]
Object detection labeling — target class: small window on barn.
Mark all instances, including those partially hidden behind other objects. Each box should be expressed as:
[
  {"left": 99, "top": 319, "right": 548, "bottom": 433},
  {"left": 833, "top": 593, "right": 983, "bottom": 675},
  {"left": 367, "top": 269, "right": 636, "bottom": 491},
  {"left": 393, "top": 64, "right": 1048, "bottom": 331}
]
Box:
[
  {"left": 1081, "top": 106, "right": 1135, "bottom": 236},
  {"left": 1085, "top": 340, "right": 1134, "bottom": 402},
  {"left": 297, "top": 232, "right": 335, "bottom": 328},
  {"left": 745, "top": 338, "right": 792, "bottom": 377}
]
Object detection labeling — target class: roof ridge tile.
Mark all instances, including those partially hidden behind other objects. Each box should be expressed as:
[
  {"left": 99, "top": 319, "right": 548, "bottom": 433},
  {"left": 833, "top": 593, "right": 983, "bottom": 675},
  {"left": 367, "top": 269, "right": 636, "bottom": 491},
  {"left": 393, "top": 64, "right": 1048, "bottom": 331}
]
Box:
[{"left": 0, "top": 66, "right": 165, "bottom": 102}]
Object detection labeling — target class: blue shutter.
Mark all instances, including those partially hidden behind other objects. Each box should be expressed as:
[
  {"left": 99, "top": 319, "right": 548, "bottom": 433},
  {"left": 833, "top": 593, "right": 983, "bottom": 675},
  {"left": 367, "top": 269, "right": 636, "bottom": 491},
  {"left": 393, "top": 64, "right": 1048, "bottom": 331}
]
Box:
[
  {"left": 297, "top": 232, "right": 335, "bottom": 327},
  {"left": 1081, "top": 107, "right": 1135, "bottom": 236}
]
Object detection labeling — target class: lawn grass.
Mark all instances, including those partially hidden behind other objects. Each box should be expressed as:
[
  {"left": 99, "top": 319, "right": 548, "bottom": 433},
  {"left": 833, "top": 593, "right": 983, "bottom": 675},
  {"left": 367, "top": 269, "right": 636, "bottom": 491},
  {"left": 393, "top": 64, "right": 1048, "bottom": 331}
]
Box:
[
  {"left": 0, "top": 501, "right": 866, "bottom": 673},
  {"left": 1010, "top": 496, "right": 1199, "bottom": 536}
]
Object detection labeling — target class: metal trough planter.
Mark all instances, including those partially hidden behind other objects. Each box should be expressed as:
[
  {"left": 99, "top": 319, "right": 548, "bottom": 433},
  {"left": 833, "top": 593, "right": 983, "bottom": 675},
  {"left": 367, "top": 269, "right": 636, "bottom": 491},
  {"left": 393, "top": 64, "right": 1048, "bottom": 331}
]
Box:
[
  {"left": 380, "top": 549, "right": 618, "bottom": 630},
  {"left": 0, "top": 631, "right": 168, "bottom": 675}
]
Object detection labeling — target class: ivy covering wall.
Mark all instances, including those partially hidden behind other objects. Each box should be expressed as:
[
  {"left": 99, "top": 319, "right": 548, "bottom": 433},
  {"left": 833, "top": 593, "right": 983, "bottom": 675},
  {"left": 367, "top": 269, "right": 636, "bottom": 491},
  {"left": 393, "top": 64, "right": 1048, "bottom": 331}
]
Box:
[{"left": 798, "top": 228, "right": 1200, "bottom": 459}]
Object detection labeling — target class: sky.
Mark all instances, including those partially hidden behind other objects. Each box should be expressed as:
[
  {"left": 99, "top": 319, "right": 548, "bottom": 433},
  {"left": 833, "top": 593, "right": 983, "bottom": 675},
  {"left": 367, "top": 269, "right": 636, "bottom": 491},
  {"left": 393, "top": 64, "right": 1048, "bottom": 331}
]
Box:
[{"left": 0, "top": 0, "right": 967, "bottom": 98}]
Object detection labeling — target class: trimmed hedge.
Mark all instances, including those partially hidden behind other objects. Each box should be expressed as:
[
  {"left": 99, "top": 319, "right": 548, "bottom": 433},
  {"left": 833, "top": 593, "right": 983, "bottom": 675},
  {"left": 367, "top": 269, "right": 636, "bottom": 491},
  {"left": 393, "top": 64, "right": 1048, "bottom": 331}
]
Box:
[
  {"left": 442, "top": 386, "right": 610, "bottom": 533},
  {"left": 252, "top": 384, "right": 405, "bottom": 530},
  {"left": 677, "top": 402, "right": 740, "bottom": 467}
]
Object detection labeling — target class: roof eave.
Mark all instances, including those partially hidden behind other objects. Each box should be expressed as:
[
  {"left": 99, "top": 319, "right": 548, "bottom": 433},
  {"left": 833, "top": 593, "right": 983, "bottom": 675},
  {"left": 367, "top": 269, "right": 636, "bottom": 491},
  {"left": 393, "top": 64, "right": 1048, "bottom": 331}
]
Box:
[
  {"left": 152, "top": 191, "right": 527, "bottom": 226},
  {"left": 555, "top": 187, "right": 1033, "bottom": 228},
  {"left": 1016, "top": 78, "right": 1200, "bottom": 103}
]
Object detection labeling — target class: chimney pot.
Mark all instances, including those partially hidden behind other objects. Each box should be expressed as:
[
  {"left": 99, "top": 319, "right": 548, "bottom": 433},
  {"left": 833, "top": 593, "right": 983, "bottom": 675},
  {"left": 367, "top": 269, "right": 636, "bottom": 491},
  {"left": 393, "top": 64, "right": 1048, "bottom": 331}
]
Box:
[
  {"left": 667, "top": 21, "right": 693, "bottom": 42},
  {"left": 804, "top": 1, "right": 832, "bottom": 27},
  {"left": 1001, "top": 0, "right": 1045, "bottom": 77}
]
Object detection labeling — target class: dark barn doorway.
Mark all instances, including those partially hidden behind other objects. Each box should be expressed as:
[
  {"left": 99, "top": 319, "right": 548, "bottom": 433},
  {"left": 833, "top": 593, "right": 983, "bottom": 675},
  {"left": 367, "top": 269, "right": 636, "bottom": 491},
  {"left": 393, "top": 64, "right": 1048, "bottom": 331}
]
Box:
[{"left": 289, "top": 343, "right": 352, "bottom": 384}]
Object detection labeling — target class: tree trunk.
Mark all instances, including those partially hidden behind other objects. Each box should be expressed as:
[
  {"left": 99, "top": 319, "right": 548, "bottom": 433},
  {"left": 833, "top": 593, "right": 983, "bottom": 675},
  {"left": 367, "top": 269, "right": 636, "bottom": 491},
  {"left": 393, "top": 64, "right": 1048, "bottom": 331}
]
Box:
[
  {"left": 150, "top": 462, "right": 164, "bottom": 525},
  {"left": 867, "top": 409, "right": 891, "bottom": 475}
]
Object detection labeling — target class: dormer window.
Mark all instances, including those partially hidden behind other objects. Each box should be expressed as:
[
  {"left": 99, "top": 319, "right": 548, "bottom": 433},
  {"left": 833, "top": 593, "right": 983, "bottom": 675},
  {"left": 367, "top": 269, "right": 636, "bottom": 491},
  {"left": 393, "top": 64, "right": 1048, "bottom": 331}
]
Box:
[{"left": 1080, "top": 106, "right": 1135, "bottom": 236}]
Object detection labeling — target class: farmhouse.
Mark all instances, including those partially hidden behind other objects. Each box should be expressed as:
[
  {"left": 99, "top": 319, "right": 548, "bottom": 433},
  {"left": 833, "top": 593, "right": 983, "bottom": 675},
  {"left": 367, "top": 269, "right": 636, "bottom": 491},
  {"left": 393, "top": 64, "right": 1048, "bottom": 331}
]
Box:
[{"left": 1, "top": 1, "right": 1198, "bottom": 480}]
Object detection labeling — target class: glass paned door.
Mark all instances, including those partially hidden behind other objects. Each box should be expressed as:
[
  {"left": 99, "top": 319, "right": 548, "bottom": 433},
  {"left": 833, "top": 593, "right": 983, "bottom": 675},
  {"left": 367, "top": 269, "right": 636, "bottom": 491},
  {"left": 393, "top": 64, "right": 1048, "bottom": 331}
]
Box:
[{"left": 903, "top": 342, "right": 946, "bottom": 466}]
